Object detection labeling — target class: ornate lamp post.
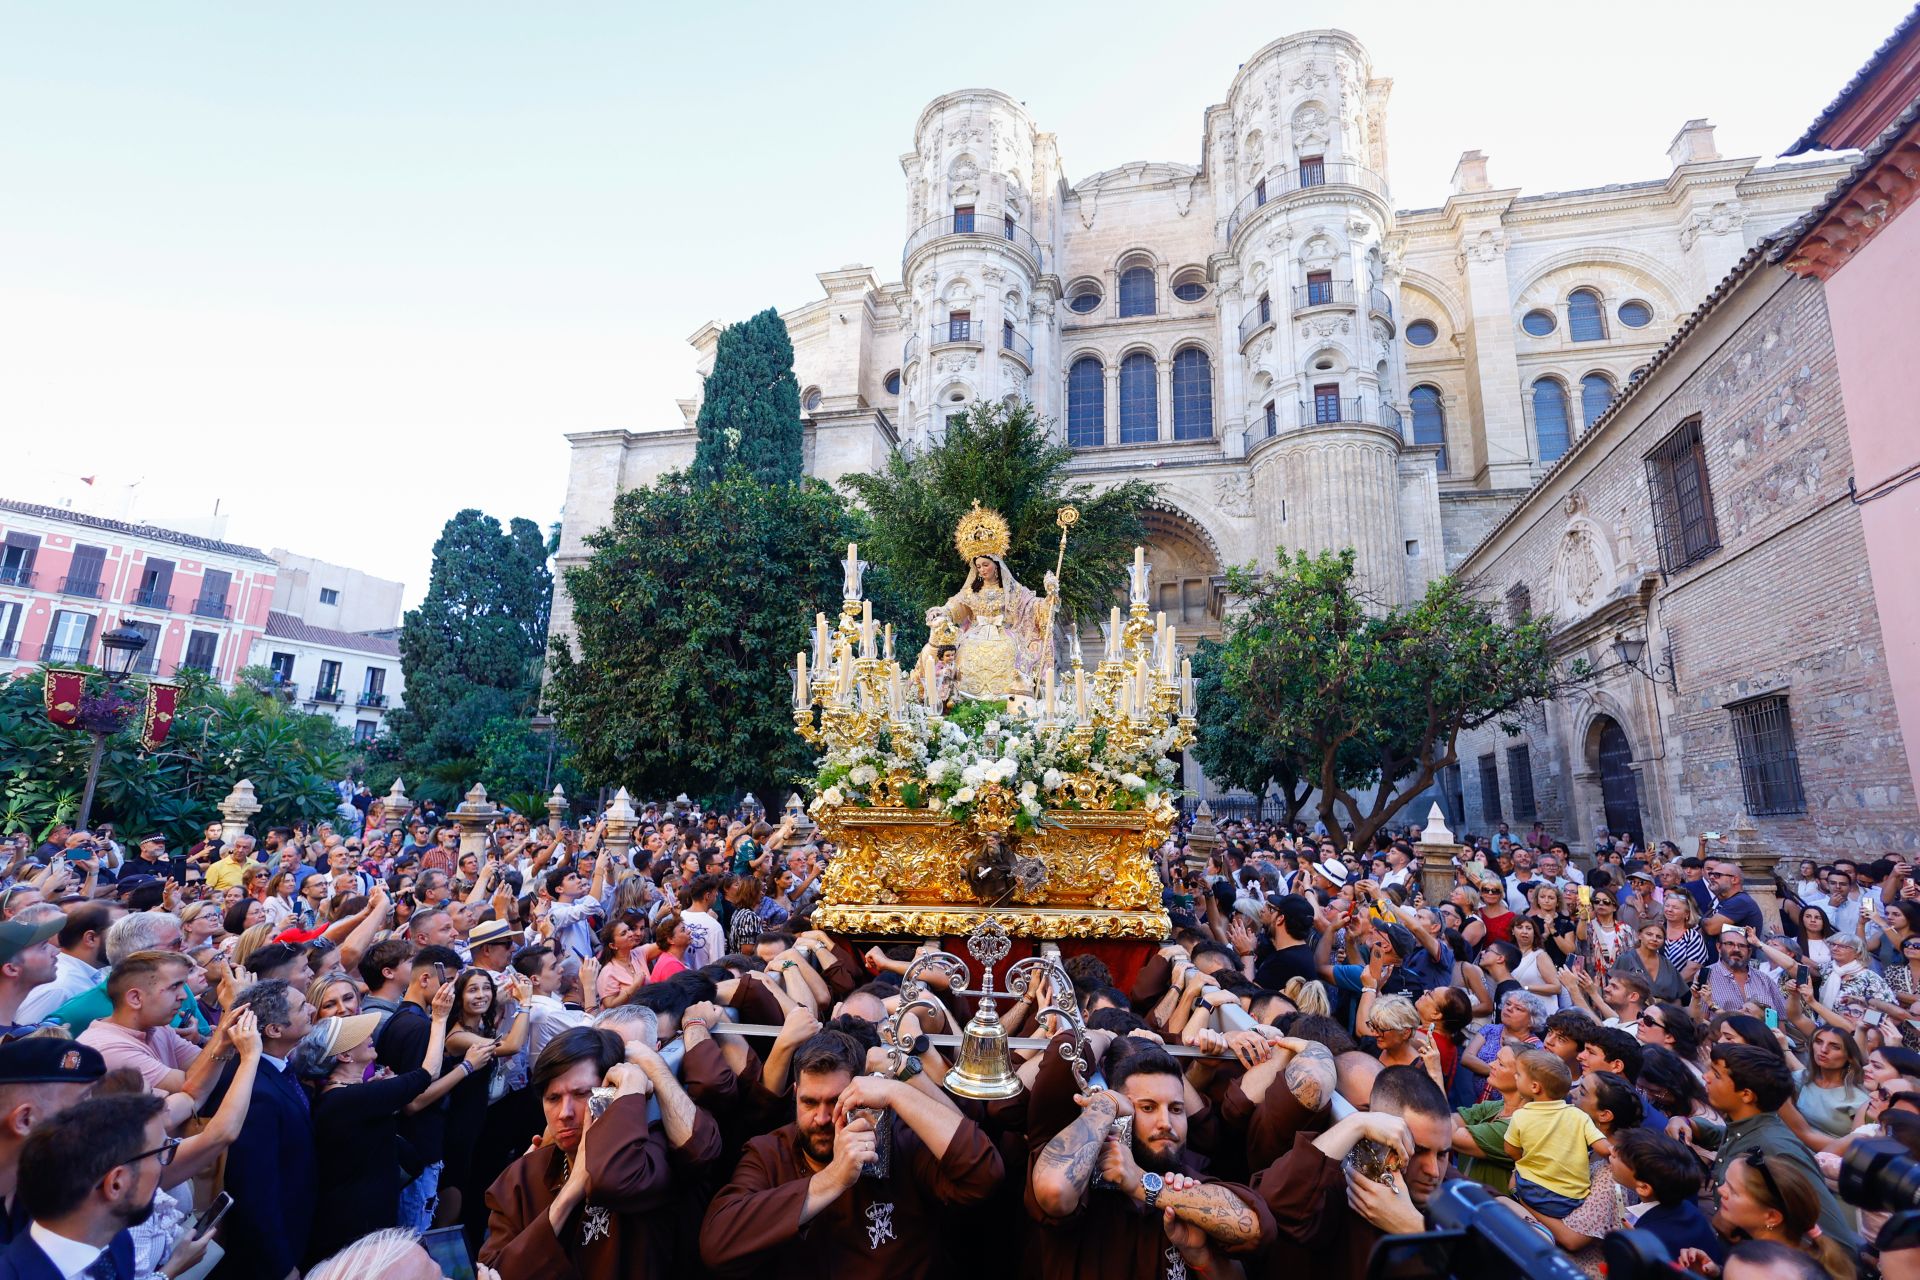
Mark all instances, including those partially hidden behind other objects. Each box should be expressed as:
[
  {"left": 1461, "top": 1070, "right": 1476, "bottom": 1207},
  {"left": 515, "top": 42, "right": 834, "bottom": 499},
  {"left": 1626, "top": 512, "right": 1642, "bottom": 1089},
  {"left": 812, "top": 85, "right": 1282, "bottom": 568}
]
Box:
[{"left": 70, "top": 622, "right": 150, "bottom": 831}]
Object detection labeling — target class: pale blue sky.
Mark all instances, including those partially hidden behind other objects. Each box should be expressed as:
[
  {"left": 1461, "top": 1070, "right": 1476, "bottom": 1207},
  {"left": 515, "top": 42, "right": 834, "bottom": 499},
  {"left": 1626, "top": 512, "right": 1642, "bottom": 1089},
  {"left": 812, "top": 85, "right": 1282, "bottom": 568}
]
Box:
[{"left": 1, "top": 1, "right": 1905, "bottom": 605}]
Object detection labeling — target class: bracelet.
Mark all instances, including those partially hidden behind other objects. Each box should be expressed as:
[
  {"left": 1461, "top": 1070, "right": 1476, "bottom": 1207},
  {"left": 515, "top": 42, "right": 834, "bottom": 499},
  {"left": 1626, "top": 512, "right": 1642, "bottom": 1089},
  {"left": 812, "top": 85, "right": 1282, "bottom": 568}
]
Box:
[
  {"left": 684, "top": 1019, "right": 710, "bottom": 1033},
  {"left": 459, "top": 1060, "right": 475, "bottom": 1076}
]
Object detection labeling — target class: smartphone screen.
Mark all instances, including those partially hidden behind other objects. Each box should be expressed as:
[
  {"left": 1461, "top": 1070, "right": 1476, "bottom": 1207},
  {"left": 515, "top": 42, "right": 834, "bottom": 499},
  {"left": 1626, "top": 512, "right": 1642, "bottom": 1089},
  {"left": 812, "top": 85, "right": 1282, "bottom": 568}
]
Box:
[
  {"left": 1763, "top": 1007, "right": 1778, "bottom": 1029},
  {"left": 419, "top": 1226, "right": 475, "bottom": 1280}
]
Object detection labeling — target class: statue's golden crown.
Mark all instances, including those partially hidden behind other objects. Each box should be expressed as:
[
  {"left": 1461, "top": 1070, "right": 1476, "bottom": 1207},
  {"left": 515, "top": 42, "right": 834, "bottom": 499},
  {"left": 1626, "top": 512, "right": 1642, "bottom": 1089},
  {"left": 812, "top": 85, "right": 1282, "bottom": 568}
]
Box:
[{"left": 953, "top": 501, "right": 1011, "bottom": 561}]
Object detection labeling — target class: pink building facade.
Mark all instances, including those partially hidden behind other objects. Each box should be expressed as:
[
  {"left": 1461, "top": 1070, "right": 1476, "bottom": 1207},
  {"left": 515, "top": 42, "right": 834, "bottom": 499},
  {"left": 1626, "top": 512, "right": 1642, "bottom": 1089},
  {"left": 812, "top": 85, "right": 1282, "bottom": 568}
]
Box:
[
  {"left": 0, "top": 497, "right": 275, "bottom": 685},
  {"left": 1782, "top": 8, "right": 1920, "bottom": 799}
]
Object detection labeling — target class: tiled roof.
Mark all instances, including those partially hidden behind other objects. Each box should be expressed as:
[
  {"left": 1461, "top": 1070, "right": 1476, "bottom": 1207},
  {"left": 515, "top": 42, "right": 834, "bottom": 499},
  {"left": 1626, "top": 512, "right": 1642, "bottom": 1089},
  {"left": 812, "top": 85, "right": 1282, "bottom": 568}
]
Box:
[
  {"left": 262, "top": 611, "right": 402, "bottom": 658},
  {"left": 1785, "top": 3, "right": 1920, "bottom": 154},
  {"left": 1771, "top": 93, "right": 1920, "bottom": 265},
  {"left": 0, "top": 496, "right": 275, "bottom": 564},
  {"left": 1457, "top": 239, "right": 1781, "bottom": 568}
]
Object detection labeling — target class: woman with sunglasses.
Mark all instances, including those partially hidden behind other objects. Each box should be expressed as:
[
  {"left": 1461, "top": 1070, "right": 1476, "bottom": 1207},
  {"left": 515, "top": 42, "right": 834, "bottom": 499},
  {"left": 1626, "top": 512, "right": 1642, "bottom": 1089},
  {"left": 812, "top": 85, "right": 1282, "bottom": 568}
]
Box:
[
  {"left": 1661, "top": 893, "right": 1708, "bottom": 987},
  {"left": 1579, "top": 888, "right": 1627, "bottom": 974},
  {"left": 1461, "top": 873, "right": 1516, "bottom": 950},
  {"left": 1527, "top": 882, "right": 1580, "bottom": 968},
  {"left": 1877, "top": 912, "right": 1920, "bottom": 1050},
  {"left": 1637, "top": 1002, "right": 1704, "bottom": 1070},
  {"left": 1679, "top": 1148, "right": 1855, "bottom": 1280}
]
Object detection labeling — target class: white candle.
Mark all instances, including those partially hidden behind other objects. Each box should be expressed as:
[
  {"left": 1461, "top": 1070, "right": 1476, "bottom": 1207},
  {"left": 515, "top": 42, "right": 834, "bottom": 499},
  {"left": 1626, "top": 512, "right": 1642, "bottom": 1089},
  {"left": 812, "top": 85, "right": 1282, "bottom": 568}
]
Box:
[
  {"left": 1136, "top": 659, "right": 1149, "bottom": 714},
  {"left": 891, "top": 667, "right": 905, "bottom": 716},
  {"left": 1181, "top": 657, "right": 1194, "bottom": 715},
  {"left": 815, "top": 613, "right": 829, "bottom": 668},
  {"left": 1074, "top": 666, "right": 1087, "bottom": 715},
  {"left": 1044, "top": 669, "right": 1056, "bottom": 719},
  {"left": 1163, "top": 624, "right": 1177, "bottom": 675},
  {"left": 843, "top": 542, "right": 860, "bottom": 597},
  {"left": 796, "top": 651, "right": 808, "bottom": 708},
  {"left": 1109, "top": 606, "right": 1122, "bottom": 658},
  {"left": 883, "top": 623, "right": 894, "bottom": 663},
  {"left": 1069, "top": 627, "right": 1083, "bottom": 666},
  {"left": 923, "top": 657, "right": 935, "bottom": 708}
]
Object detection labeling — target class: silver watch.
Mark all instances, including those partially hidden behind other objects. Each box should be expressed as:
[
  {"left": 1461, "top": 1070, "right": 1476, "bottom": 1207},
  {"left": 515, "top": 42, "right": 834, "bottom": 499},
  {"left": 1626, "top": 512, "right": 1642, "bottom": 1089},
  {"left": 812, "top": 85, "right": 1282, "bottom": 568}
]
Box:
[{"left": 1141, "top": 1170, "right": 1163, "bottom": 1208}]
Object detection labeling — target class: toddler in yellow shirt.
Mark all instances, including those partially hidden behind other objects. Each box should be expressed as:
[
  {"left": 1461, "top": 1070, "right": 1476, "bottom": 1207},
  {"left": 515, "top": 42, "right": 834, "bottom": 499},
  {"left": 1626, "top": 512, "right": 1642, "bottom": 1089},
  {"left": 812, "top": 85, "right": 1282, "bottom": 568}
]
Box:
[{"left": 1501, "top": 1048, "right": 1612, "bottom": 1218}]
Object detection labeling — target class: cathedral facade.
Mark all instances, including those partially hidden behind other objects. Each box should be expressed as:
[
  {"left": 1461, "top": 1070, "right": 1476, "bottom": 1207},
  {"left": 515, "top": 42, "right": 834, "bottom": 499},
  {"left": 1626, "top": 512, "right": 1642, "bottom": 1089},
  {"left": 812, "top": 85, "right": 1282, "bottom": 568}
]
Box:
[{"left": 555, "top": 29, "right": 1851, "bottom": 651}]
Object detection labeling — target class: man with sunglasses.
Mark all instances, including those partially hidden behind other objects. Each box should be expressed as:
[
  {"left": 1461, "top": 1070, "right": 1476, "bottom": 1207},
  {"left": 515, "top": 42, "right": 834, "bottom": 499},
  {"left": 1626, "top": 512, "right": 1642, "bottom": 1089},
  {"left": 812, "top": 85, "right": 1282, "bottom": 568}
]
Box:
[
  {"left": 1, "top": 1092, "right": 171, "bottom": 1280},
  {"left": 1669, "top": 1043, "right": 1856, "bottom": 1252},
  {"left": 1701, "top": 859, "right": 1766, "bottom": 963}
]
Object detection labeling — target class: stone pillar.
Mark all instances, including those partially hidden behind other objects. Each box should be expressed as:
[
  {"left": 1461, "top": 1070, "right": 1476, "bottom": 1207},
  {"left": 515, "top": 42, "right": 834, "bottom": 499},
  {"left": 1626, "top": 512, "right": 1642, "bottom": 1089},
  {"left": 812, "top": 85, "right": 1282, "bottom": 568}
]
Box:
[
  {"left": 1186, "top": 798, "right": 1223, "bottom": 870},
  {"left": 785, "top": 792, "right": 815, "bottom": 841},
  {"left": 741, "top": 793, "right": 764, "bottom": 822},
  {"left": 382, "top": 777, "right": 414, "bottom": 835},
  {"left": 218, "top": 780, "right": 261, "bottom": 844},
  {"left": 1103, "top": 366, "right": 1120, "bottom": 446},
  {"left": 1724, "top": 814, "right": 1785, "bottom": 937},
  {"left": 1414, "top": 803, "right": 1466, "bottom": 910},
  {"left": 450, "top": 783, "right": 502, "bottom": 862},
  {"left": 1156, "top": 357, "right": 1174, "bottom": 442},
  {"left": 600, "top": 788, "right": 638, "bottom": 868},
  {"left": 546, "top": 785, "right": 570, "bottom": 834}
]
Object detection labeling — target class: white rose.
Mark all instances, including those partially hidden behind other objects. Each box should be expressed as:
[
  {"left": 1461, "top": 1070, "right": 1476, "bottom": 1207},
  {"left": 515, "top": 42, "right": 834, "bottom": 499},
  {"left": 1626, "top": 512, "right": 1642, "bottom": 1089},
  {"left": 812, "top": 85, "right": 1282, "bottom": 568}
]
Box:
[
  {"left": 821, "top": 786, "right": 846, "bottom": 807},
  {"left": 1023, "top": 798, "right": 1043, "bottom": 816},
  {"left": 952, "top": 787, "right": 975, "bottom": 805},
  {"left": 849, "top": 765, "right": 877, "bottom": 786},
  {"left": 1042, "top": 769, "right": 1064, "bottom": 790},
  {"left": 961, "top": 764, "right": 986, "bottom": 787},
  {"left": 925, "top": 759, "right": 951, "bottom": 783},
  {"left": 1119, "top": 773, "right": 1146, "bottom": 791},
  {"left": 1019, "top": 780, "right": 1038, "bottom": 800}
]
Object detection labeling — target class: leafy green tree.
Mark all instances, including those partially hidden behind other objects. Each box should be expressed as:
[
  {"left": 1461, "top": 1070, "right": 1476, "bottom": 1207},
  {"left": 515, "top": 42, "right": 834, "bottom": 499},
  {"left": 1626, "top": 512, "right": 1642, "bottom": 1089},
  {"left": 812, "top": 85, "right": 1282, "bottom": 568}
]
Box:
[
  {"left": 548, "top": 471, "right": 895, "bottom": 808},
  {"left": 1206, "top": 548, "right": 1570, "bottom": 849},
  {"left": 0, "top": 668, "right": 350, "bottom": 842},
  {"left": 1188, "top": 640, "right": 1313, "bottom": 826},
  {"left": 690, "top": 308, "right": 805, "bottom": 487},
  {"left": 843, "top": 400, "right": 1156, "bottom": 630},
  {"left": 393, "top": 508, "right": 553, "bottom": 801}
]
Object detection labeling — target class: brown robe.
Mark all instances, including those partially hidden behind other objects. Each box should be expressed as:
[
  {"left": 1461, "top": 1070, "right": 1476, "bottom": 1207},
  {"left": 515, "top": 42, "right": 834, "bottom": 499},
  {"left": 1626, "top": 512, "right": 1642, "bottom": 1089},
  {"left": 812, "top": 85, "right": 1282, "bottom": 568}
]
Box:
[
  {"left": 479, "top": 1092, "right": 722, "bottom": 1280},
  {"left": 700, "top": 1110, "right": 1004, "bottom": 1280},
  {"left": 1023, "top": 1030, "right": 1275, "bottom": 1279},
  {"left": 1247, "top": 1081, "right": 1380, "bottom": 1280}
]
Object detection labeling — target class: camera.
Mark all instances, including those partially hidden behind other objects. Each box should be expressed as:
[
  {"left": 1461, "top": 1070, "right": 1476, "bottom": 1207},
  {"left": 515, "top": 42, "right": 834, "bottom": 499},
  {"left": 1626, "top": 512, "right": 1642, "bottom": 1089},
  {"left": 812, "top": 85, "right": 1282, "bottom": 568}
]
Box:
[
  {"left": 1841, "top": 1136, "right": 1920, "bottom": 1255},
  {"left": 1366, "top": 1180, "right": 1587, "bottom": 1280}
]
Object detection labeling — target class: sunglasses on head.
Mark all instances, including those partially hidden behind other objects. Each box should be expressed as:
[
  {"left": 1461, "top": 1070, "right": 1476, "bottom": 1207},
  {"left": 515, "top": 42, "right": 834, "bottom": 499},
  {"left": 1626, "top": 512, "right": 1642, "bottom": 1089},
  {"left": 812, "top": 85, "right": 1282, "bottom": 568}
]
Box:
[{"left": 1740, "top": 1146, "right": 1785, "bottom": 1207}]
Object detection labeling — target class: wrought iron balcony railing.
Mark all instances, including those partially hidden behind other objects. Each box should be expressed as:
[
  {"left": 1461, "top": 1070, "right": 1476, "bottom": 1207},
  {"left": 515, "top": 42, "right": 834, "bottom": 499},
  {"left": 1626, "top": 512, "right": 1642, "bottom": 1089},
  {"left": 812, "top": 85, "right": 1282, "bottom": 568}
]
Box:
[{"left": 1225, "top": 161, "right": 1390, "bottom": 242}]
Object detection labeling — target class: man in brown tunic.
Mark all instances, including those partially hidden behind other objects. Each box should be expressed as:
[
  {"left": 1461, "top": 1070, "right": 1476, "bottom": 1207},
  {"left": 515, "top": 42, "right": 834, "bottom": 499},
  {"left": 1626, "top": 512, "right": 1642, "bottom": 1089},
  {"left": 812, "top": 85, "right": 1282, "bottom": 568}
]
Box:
[
  {"left": 700, "top": 1029, "right": 1003, "bottom": 1280},
  {"left": 1027, "top": 1041, "right": 1274, "bottom": 1280},
  {"left": 481, "top": 1025, "right": 722, "bottom": 1279},
  {"left": 1251, "top": 1064, "right": 1457, "bottom": 1280}
]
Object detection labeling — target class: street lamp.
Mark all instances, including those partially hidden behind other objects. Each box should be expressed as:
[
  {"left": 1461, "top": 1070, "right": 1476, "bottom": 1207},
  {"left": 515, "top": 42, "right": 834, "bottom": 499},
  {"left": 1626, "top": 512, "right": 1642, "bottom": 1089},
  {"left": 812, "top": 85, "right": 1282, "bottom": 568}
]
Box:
[
  {"left": 1611, "top": 633, "right": 1677, "bottom": 691},
  {"left": 75, "top": 622, "right": 150, "bottom": 830},
  {"left": 529, "top": 712, "right": 559, "bottom": 792}
]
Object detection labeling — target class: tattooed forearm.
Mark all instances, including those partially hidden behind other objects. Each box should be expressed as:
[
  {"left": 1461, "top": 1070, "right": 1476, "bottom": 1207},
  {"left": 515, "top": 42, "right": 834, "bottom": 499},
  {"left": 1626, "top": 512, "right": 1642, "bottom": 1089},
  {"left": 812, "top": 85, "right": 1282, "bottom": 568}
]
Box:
[
  {"left": 1163, "top": 1184, "right": 1262, "bottom": 1246},
  {"left": 1284, "top": 1042, "right": 1336, "bottom": 1112},
  {"left": 1035, "top": 1098, "right": 1115, "bottom": 1201}
]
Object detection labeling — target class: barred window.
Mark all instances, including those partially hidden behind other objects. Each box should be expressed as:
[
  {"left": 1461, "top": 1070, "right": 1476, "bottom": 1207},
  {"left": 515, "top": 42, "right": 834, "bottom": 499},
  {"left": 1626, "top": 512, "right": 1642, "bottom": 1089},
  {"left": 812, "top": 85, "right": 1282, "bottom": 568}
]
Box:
[
  {"left": 1066, "top": 357, "right": 1104, "bottom": 447},
  {"left": 1478, "top": 753, "right": 1503, "bottom": 824},
  {"left": 1729, "top": 693, "right": 1805, "bottom": 815},
  {"left": 1645, "top": 417, "right": 1720, "bottom": 575},
  {"left": 1118, "top": 352, "right": 1157, "bottom": 443},
  {"left": 1533, "top": 378, "right": 1571, "bottom": 462},
  {"left": 1264, "top": 400, "right": 1277, "bottom": 437},
  {"left": 1506, "top": 583, "right": 1532, "bottom": 622},
  {"left": 1170, "top": 348, "right": 1213, "bottom": 440},
  {"left": 1410, "top": 384, "right": 1447, "bottom": 471},
  {"left": 1507, "top": 744, "right": 1538, "bottom": 822}
]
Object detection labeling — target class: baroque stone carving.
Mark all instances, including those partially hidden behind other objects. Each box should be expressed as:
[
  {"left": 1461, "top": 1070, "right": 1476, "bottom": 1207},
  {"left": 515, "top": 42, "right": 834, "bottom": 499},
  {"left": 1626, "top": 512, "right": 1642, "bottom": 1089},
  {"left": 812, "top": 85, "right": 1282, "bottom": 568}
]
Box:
[
  {"left": 1214, "top": 472, "right": 1254, "bottom": 517},
  {"left": 1292, "top": 104, "right": 1329, "bottom": 149},
  {"left": 1560, "top": 527, "right": 1604, "bottom": 609},
  {"left": 1288, "top": 61, "right": 1329, "bottom": 93}
]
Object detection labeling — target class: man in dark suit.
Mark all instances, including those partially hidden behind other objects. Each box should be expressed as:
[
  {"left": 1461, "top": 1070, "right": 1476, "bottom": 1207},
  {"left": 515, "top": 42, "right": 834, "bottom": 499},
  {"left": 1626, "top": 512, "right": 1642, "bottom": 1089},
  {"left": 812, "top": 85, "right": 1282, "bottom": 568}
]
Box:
[
  {"left": 0, "top": 1092, "right": 165, "bottom": 1280},
  {"left": 202, "top": 978, "right": 315, "bottom": 1280}
]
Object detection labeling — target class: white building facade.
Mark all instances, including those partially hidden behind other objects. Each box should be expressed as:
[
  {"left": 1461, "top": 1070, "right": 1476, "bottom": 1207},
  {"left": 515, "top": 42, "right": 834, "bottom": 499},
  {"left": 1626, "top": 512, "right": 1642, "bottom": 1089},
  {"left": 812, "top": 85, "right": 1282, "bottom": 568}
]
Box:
[
  {"left": 268, "top": 549, "right": 405, "bottom": 636},
  {"left": 247, "top": 613, "right": 404, "bottom": 742},
  {"left": 556, "top": 29, "right": 1852, "bottom": 653}
]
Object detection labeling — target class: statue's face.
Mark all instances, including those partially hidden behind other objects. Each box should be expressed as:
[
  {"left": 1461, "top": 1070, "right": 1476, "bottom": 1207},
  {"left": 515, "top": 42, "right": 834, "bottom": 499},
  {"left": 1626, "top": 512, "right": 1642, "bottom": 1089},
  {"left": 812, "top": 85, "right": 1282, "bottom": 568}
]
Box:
[{"left": 973, "top": 556, "right": 999, "bottom": 585}]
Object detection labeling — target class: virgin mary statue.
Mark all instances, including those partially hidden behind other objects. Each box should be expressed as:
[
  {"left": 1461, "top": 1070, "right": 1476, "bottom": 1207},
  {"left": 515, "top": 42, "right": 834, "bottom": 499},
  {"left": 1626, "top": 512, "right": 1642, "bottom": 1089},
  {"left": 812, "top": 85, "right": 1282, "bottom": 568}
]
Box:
[{"left": 930, "top": 503, "right": 1056, "bottom": 701}]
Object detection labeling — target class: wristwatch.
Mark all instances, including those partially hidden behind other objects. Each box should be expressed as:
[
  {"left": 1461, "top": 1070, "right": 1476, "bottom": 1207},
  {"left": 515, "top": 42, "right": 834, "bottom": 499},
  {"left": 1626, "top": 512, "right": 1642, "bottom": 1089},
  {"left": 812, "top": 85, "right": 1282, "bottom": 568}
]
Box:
[
  {"left": 894, "top": 1055, "right": 924, "bottom": 1082},
  {"left": 1141, "top": 1171, "right": 1163, "bottom": 1209}
]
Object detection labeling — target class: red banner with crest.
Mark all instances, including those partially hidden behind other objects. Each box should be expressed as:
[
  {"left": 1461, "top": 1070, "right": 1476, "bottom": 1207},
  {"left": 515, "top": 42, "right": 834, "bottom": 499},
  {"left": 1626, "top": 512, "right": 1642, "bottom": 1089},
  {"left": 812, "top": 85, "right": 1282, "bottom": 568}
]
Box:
[
  {"left": 141, "top": 682, "right": 180, "bottom": 750},
  {"left": 43, "top": 669, "right": 85, "bottom": 728}
]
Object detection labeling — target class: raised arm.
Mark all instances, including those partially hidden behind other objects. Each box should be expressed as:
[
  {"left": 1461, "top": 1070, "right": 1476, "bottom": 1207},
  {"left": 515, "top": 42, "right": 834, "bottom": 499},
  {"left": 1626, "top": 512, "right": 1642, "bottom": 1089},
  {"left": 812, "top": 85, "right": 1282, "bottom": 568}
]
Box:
[{"left": 1030, "top": 1090, "right": 1122, "bottom": 1218}]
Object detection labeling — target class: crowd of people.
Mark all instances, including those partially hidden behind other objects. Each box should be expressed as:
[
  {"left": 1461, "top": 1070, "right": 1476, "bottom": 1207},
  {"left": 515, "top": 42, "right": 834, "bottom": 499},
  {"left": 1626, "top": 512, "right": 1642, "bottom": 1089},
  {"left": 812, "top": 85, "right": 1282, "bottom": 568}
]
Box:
[{"left": 0, "top": 801, "right": 1911, "bottom": 1280}]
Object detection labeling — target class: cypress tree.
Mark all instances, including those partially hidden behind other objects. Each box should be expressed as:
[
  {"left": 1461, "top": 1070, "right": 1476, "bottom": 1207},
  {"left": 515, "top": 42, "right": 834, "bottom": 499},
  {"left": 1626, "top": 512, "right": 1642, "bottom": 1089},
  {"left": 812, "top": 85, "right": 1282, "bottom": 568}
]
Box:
[{"left": 690, "top": 307, "right": 805, "bottom": 487}]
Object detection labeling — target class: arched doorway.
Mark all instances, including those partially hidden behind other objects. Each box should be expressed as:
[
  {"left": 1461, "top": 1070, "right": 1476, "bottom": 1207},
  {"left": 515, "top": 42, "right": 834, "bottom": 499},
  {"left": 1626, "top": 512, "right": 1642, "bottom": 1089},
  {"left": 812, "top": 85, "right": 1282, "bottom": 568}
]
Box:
[
  {"left": 1139, "top": 507, "right": 1225, "bottom": 642},
  {"left": 1592, "top": 716, "right": 1644, "bottom": 843}
]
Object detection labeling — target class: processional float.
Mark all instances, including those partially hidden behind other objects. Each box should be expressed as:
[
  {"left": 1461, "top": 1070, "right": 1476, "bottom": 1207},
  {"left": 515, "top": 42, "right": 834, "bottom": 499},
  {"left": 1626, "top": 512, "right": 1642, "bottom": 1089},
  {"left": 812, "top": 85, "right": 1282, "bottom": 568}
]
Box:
[{"left": 791, "top": 502, "right": 1197, "bottom": 1098}]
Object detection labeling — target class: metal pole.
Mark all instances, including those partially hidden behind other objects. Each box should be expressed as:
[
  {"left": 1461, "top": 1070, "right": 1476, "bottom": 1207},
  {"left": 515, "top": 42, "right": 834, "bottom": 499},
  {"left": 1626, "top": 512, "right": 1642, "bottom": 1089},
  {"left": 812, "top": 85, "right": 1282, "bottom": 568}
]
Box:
[
  {"left": 76, "top": 731, "right": 107, "bottom": 832},
  {"left": 543, "top": 728, "right": 556, "bottom": 792},
  {"left": 708, "top": 1021, "right": 1241, "bottom": 1061}
]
